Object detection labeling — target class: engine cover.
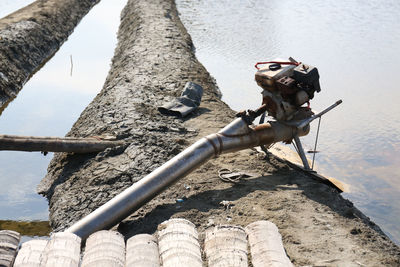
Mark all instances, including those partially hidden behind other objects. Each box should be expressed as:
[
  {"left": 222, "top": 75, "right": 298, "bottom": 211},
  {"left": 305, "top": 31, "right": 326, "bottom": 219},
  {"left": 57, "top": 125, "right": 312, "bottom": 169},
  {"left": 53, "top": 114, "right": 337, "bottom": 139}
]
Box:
[{"left": 255, "top": 58, "right": 321, "bottom": 121}]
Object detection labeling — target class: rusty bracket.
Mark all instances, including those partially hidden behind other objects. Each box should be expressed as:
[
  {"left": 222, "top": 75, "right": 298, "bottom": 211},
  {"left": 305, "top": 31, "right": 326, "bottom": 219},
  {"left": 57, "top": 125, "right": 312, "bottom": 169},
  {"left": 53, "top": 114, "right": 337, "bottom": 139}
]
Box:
[{"left": 235, "top": 104, "right": 268, "bottom": 125}]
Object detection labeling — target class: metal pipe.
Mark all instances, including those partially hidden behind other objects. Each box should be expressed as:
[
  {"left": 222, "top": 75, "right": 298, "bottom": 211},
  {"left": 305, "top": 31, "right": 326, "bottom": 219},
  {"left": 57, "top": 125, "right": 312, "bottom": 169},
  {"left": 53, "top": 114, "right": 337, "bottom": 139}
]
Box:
[
  {"left": 66, "top": 118, "right": 309, "bottom": 240},
  {"left": 293, "top": 135, "right": 311, "bottom": 170},
  {"left": 297, "top": 100, "right": 342, "bottom": 129}
]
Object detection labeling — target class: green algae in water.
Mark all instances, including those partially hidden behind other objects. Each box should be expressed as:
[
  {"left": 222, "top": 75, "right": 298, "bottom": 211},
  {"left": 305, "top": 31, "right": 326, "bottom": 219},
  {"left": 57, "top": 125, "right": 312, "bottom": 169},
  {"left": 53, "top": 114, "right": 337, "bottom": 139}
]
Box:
[{"left": 0, "top": 220, "right": 51, "bottom": 236}]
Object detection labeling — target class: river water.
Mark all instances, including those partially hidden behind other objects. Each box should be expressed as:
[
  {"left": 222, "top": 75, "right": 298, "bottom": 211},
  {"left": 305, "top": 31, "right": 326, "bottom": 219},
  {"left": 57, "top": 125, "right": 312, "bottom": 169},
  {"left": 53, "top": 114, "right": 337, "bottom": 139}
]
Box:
[
  {"left": 175, "top": 0, "right": 400, "bottom": 244},
  {"left": 1, "top": 0, "right": 399, "bottom": 245}
]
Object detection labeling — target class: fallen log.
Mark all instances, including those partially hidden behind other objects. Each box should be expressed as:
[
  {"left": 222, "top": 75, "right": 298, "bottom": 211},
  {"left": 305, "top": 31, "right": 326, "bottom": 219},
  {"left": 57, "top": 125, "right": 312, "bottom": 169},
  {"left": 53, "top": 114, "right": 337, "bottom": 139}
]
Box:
[{"left": 0, "top": 134, "right": 125, "bottom": 153}]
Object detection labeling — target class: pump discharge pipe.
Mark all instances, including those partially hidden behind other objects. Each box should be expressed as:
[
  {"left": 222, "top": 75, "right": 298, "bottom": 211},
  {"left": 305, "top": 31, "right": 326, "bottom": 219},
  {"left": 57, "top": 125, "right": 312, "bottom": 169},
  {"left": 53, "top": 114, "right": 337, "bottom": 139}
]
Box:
[{"left": 66, "top": 117, "right": 309, "bottom": 240}]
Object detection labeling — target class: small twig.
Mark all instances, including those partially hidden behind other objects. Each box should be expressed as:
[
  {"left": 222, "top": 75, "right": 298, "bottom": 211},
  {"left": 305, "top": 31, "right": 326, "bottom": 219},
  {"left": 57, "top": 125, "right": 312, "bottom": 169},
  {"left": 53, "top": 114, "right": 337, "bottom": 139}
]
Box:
[{"left": 70, "top": 54, "right": 73, "bottom": 76}]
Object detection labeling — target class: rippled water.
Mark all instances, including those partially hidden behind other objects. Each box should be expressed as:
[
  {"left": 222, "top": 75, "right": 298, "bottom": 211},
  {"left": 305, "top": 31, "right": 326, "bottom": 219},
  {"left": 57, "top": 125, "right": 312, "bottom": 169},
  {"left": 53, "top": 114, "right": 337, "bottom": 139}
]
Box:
[
  {"left": 176, "top": 0, "right": 400, "bottom": 244},
  {"left": 0, "top": 0, "right": 125, "bottom": 220}
]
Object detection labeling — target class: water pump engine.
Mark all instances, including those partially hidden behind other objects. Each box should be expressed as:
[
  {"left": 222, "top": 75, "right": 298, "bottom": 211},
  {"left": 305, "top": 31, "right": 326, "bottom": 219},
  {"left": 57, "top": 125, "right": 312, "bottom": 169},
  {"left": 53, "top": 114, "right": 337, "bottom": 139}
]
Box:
[
  {"left": 255, "top": 58, "right": 321, "bottom": 121},
  {"left": 65, "top": 58, "right": 343, "bottom": 239}
]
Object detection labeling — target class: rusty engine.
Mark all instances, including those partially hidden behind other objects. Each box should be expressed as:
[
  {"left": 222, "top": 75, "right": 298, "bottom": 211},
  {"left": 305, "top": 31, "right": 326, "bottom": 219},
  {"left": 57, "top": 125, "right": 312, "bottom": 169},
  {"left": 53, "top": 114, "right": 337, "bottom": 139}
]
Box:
[{"left": 255, "top": 58, "right": 321, "bottom": 121}]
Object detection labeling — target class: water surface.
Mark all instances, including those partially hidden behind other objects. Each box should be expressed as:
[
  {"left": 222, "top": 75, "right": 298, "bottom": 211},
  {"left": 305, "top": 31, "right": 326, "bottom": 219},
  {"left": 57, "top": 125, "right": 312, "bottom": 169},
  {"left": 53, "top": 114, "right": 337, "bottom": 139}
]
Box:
[{"left": 176, "top": 0, "right": 400, "bottom": 244}]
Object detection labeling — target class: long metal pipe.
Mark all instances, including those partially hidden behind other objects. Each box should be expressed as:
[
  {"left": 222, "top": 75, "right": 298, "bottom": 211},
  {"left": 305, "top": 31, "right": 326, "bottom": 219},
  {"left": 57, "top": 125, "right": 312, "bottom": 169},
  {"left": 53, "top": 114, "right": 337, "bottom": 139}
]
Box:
[{"left": 66, "top": 118, "right": 309, "bottom": 240}]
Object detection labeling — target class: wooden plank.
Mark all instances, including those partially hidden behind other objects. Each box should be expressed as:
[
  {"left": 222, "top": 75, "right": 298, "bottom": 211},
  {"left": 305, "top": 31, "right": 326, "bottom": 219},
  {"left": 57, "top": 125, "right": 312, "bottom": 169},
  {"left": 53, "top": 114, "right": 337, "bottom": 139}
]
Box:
[
  {"left": 204, "top": 225, "right": 248, "bottom": 267},
  {"left": 81, "top": 230, "right": 125, "bottom": 267},
  {"left": 126, "top": 234, "right": 160, "bottom": 267},
  {"left": 40, "top": 232, "right": 81, "bottom": 267},
  {"left": 13, "top": 239, "right": 48, "bottom": 267},
  {"left": 0, "top": 230, "right": 20, "bottom": 267},
  {"left": 268, "top": 147, "right": 345, "bottom": 193},
  {"left": 0, "top": 134, "right": 125, "bottom": 153},
  {"left": 245, "top": 221, "right": 293, "bottom": 267},
  {"left": 157, "top": 218, "right": 202, "bottom": 267}
]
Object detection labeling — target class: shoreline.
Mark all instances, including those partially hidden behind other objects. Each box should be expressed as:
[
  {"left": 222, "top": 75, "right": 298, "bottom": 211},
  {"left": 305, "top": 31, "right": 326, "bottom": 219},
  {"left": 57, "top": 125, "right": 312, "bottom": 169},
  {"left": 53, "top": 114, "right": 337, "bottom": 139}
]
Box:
[{"left": 0, "top": 0, "right": 398, "bottom": 265}]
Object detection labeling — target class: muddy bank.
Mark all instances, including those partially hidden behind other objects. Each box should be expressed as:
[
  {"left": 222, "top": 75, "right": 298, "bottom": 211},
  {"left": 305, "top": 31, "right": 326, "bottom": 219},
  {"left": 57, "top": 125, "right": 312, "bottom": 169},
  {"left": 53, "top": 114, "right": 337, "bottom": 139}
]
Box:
[
  {"left": 36, "top": 0, "right": 399, "bottom": 265},
  {"left": 0, "top": 0, "right": 99, "bottom": 110}
]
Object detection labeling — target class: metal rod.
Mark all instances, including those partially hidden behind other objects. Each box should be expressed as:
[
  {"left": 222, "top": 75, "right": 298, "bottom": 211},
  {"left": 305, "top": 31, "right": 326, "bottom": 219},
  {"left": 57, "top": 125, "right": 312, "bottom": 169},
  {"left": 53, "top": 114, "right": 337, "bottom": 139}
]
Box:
[
  {"left": 291, "top": 140, "right": 300, "bottom": 155},
  {"left": 293, "top": 135, "right": 311, "bottom": 170},
  {"left": 297, "top": 100, "right": 342, "bottom": 129},
  {"left": 66, "top": 118, "right": 309, "bottom": 240},
  {"left": 0, "top": 135, "right": 125, "bottom": 153},
  {"left": 311, "top": 117, "right": 322, "bottom": 170}
]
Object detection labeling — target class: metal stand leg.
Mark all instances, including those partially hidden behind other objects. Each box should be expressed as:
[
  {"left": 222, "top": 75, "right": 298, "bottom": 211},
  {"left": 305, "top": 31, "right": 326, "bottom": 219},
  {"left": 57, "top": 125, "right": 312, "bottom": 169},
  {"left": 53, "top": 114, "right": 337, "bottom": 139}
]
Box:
[{"left": 293, "top": 135, "right": 311, "bottom": 170}]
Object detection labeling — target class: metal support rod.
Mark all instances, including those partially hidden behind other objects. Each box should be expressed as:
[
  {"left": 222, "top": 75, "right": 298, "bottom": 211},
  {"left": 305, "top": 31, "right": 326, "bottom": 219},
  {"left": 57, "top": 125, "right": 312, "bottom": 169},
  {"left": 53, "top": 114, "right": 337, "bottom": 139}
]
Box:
[
  {"left": 311, "top": 117, "right": 322, "bottom": 170},
  {"left": 297, "top": 100, "right": 342, "bottom": 129},
  {"left": 66, "top": 118, "right": 309, "bottom": 240},
  {"left": 0, "top": 135, "right": 125, "bottom": 153},
  {"left": 293, "top": 135, "right": 311, "bottom": 170}
]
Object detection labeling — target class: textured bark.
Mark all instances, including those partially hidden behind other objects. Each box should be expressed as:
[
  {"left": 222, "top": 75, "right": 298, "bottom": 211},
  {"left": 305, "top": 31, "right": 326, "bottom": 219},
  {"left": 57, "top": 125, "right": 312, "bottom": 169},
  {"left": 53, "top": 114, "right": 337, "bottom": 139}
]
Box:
[
  {"left": 245, "top": 221, "right": 294, "bottom": 267},
  {"left": 157, "top": 218, "right": 202, "bottom": 267},
  {"left": 13, "top": 240, "right": 48, "bottom": 267},
  {"left": 81, "top": 231, "right": 125, "bottom": 267},
  {"left": 126, "top": 234, "right": 160, "bottom": 267},
  {"left": 204, "top": 225, "right": 248, "bottom": 267},
  {"left": 37, "top": 0, "right": 225, "bottom": 231},
  {"left": 0, "top": 0, "right": 100, "bottom": 110},
  {"left": 0, "top": 230, "right": 20, "bottom": 267},
  {"left": 36, "top": 0, "right": 400, "bottom": 266},
  {"left": 40, "top": 232, "right": 81, "bottom": 267}
]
